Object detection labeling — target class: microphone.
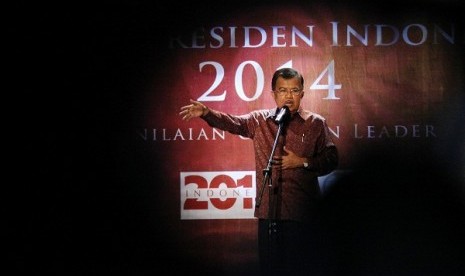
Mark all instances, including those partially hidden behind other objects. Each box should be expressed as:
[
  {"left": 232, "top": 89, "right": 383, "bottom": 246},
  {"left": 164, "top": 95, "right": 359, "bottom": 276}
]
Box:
[{"left": 275, "top": 106, "right": 290, "bottom": 124}]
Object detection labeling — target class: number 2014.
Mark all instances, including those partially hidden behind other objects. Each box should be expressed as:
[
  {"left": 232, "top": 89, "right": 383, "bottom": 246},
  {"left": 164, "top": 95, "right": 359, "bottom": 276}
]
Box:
[{"left": 196, "top": 59, "right": 342, "bottom": 102}]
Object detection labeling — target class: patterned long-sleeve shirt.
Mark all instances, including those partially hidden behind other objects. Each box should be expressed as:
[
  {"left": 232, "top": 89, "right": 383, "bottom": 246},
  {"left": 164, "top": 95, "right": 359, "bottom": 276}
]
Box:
[{"left": 201, "top": 107, "right": 338, "bottom": 222}]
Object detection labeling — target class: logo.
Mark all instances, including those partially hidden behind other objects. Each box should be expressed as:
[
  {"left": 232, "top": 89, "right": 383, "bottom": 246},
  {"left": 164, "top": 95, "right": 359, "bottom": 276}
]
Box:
[{"left": 180, "top": 171, "right": 256, "bottom": 219}]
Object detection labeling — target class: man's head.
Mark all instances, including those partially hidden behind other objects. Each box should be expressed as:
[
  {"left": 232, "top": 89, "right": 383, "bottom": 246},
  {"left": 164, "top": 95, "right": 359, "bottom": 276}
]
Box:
[{"left": 271, "top": 68, "right": 305, "bottom": 114}]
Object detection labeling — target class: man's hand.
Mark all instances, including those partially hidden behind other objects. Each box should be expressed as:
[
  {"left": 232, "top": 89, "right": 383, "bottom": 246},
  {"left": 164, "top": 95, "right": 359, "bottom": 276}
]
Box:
[
  {"left": 179, "top": 99, "right": 209, "bottom": 121},
  {"left": 272, "top": 146, "right": 307, "bottom": 170}
]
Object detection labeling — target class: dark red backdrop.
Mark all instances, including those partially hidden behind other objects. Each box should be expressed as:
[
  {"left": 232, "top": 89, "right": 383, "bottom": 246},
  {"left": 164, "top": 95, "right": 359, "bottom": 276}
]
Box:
[{"left": 135, "top": 2, "right": 464, "bottom": 274}]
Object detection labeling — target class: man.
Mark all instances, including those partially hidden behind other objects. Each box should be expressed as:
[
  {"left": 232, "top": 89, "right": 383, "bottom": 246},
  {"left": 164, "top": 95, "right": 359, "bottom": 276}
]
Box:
[{"left": 179, "top": 68, "right": 338, "bottom": 275}]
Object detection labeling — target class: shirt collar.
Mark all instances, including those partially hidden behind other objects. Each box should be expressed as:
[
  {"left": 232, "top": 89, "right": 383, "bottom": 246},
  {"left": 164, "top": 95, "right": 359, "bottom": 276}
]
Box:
[{"left": 296, "top": 107, "right": 312, "bottom": 120}]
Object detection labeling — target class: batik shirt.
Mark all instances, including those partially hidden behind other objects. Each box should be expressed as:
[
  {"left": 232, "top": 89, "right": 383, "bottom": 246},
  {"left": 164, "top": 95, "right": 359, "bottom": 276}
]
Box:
[{"left": 201, "top": 107, "right": 338, "bottom": 222}]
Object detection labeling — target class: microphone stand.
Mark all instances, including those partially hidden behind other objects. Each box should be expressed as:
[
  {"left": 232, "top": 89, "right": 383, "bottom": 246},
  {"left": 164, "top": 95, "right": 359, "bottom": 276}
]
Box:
[
  {"left": 256, "top": 118, "right": 285, "bottom": 232},
  {"left": 256, "top": 106, "right": 289, "bottom": 210},
  {"left": 255, "top": 117, "right": 286, "bottom": 274}
]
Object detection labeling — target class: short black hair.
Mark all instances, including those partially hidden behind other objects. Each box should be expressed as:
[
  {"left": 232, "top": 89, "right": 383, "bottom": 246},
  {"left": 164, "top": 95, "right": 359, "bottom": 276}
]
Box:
[{"left": 271, "top": 68, "right": 304, "bottom": 91}]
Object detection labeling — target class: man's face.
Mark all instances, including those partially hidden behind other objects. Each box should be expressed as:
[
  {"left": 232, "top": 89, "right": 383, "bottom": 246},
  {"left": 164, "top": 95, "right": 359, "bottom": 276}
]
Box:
[{"left": 272, "top": 76, "right": 304, "bottom": 114}]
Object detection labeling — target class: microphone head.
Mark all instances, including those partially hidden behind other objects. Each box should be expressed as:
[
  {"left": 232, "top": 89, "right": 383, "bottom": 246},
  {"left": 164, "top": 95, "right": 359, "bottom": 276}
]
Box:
[{"left": 275, "top": 106, "right": 290, "bottom": 124}]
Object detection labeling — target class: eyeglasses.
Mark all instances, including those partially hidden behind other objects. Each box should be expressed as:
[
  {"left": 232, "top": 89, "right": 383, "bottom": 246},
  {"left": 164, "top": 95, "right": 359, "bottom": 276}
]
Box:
[{"left": 274, "top": 88, "right": 303, "bottom": 96}]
